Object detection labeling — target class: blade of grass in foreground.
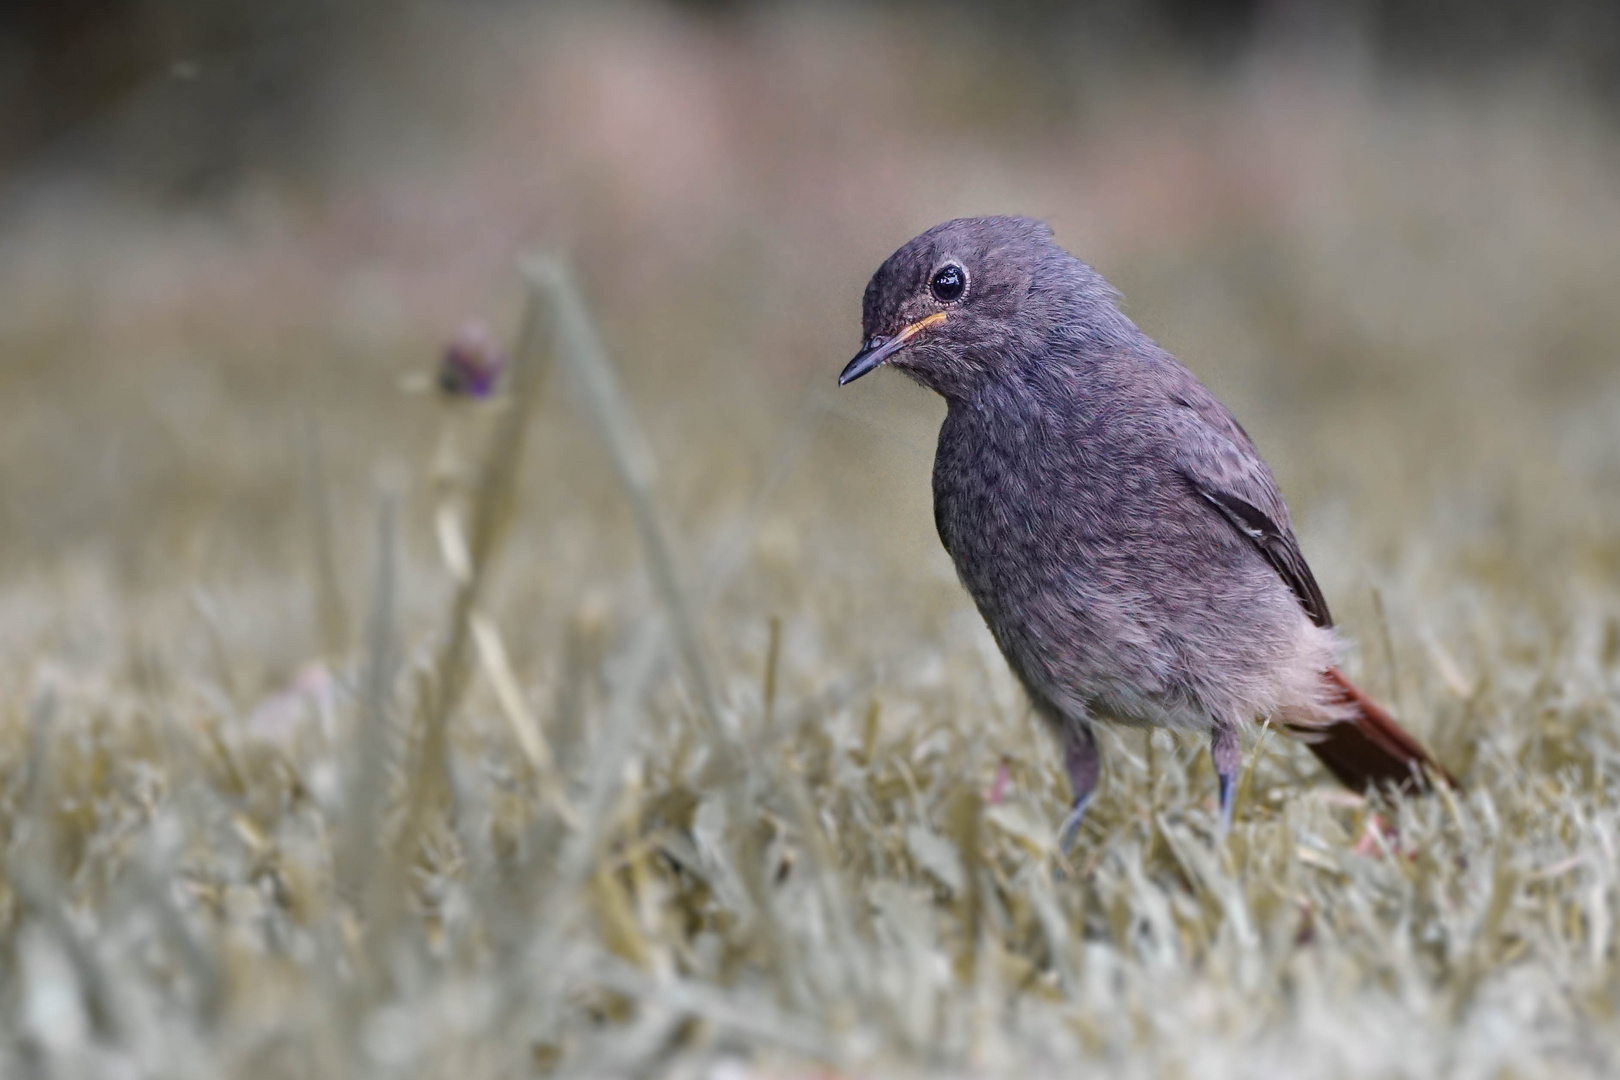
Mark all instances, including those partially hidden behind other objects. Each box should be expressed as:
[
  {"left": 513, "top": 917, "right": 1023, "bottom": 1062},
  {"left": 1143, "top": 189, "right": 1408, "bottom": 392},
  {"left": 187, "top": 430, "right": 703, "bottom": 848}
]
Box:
[
  {"left": 344, "top": 492, "right": 400, "bottom": 919},
  {"left": 300, "top": 414, "right": 351, "bottom": 659},
  {"left": 397, "top": 273, "right": 551, "bottom": 863},
  {"left": 518, "top": 256, "right": 827, "bottom": 1036},
  {"left": 523, "top": 255, "right": 726, "bottom": 741}
]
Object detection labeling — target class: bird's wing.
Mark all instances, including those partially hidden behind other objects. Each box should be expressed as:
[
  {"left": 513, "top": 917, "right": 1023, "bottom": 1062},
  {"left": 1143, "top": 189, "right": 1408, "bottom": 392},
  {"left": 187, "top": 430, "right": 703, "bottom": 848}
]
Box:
[{"left": 1158, "top": 370, "right": 1334, "bottom": 629}]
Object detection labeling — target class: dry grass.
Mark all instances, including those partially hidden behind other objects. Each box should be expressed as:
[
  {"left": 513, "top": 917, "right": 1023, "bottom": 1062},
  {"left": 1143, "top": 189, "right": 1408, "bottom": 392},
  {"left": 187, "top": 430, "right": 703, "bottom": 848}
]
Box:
[{"left": 2, "top": 6, "right": 1620, "bottom": 1078}]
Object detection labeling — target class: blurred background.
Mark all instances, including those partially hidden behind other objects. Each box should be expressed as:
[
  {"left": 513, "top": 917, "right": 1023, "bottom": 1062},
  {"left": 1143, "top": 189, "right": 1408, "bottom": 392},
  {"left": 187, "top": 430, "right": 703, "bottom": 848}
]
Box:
[{"left": 0, "top": 0, "right": 1617, "bottom": 698}]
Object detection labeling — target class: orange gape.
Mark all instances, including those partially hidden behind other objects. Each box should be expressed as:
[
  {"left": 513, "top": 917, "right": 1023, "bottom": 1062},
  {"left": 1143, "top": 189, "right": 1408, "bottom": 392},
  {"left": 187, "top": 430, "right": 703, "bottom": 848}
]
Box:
[{"left": 1299, "top": 667, "right": 1456, "bottom": 793}]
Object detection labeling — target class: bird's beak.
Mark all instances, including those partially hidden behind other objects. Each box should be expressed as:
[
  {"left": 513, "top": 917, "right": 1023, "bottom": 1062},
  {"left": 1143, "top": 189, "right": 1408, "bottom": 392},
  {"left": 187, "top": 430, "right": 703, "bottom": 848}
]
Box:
[{"left": 839, "top": 312, "right": 947, "bottom": 386}]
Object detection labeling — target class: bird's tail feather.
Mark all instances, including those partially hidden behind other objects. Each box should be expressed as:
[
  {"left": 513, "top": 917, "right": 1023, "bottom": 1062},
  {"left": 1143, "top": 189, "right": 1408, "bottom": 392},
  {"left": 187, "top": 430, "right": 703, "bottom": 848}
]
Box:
[{"left": 1286, "top": 667, "right": 1454, "bottom": 792}]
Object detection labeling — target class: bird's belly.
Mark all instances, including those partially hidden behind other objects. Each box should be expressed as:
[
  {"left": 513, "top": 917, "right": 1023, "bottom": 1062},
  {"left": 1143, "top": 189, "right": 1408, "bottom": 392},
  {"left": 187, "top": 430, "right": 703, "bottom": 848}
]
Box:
[
  {"left": 936, "top": 479, "right": 1213, "bottom": 733},
  {"left": 934, "top": 450, "right": 1325, "bottom": 736}
]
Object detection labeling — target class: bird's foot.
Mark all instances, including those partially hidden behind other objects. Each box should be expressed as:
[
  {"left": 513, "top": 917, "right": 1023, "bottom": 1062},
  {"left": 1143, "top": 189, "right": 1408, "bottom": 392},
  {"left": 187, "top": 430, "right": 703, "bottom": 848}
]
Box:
[
  {"left": 1212, "top": 722, "right": 1240, "bottom": 838},
  {"left": 1217, "top": 772, "right": 1236, "bottom": 838},
  {"left": 1058, "top": 792, "right": 1093, "bottom": 854}
]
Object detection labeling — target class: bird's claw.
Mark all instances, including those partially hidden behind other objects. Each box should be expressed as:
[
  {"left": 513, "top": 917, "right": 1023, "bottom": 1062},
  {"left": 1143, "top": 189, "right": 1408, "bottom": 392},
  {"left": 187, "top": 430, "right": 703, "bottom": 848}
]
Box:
[{"left": 1058, "top": 793, "right": 1092, "bottom": 855}]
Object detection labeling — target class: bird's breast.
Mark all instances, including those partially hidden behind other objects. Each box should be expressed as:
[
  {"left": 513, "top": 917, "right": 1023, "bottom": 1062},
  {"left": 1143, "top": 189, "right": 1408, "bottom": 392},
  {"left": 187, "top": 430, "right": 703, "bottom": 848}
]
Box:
[{"left": 932, "top": 415, "right": 1071, "bottom": 616}]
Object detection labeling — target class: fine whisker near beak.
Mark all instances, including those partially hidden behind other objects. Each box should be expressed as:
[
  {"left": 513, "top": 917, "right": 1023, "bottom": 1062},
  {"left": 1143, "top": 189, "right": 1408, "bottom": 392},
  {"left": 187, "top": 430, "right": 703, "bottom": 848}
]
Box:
[{"left": 839, "top": 311, "right": 946, "bottom": 385}]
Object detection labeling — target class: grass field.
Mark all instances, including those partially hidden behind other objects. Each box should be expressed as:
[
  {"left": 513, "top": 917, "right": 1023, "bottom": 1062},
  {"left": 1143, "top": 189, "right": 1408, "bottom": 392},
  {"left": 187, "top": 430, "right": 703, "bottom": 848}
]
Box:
[{"left": 2, "top": 6, "right": 1620, "bottom": 1077}]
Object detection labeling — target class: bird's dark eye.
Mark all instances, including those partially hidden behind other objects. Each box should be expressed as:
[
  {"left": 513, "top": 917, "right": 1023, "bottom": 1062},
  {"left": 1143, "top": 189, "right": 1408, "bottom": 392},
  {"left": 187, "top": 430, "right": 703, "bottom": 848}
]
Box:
[{"left": 930, "top": 264, "right": 966, "bottom": 303}]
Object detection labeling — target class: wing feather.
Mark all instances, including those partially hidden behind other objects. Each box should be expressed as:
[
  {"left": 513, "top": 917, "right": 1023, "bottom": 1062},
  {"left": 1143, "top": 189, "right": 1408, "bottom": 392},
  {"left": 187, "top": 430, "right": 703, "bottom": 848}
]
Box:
[
  {"left": 1158, "top": 371, "right": 1333, "bottom": 628},
  {"left": 1196, "top": 488, "right": 1333, "bottom": 628}
]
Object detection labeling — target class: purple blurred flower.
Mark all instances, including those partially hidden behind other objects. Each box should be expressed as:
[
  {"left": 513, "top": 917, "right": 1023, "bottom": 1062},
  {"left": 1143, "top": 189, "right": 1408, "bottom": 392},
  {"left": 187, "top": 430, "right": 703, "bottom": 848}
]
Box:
[{"left": 438, "top": 320, "right": 508, "bottom": 398}]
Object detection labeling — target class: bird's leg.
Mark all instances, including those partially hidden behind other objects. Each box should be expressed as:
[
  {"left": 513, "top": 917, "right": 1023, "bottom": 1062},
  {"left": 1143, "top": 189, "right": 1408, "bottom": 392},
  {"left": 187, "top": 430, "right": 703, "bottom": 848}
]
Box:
[
  {"left": 1058, "top": 721, "right": 1101, "bottom": 853},
  {"left": 1211, "top": 721, "right": 1241, "bottom": 836}
]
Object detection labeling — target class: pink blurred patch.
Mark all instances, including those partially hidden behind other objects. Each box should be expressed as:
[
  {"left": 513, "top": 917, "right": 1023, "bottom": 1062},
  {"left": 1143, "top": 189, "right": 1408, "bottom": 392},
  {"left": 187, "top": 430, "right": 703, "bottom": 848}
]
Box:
[
  {"left": 244, "top": 662, "right": 336, "bottom": 745},
  {"left": 1352, "top": 811, "right": 1405, "bottom": 858},
  {"left": 988, "top": 760, "right": 1010, "bottom": 805}
]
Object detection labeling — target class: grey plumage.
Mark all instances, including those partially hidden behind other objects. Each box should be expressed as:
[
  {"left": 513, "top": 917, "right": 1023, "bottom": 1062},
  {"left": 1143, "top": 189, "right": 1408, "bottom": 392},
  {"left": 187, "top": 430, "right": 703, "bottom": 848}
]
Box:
[{"left": 840, "top": 215, "right": 1449, "bottom": 841}]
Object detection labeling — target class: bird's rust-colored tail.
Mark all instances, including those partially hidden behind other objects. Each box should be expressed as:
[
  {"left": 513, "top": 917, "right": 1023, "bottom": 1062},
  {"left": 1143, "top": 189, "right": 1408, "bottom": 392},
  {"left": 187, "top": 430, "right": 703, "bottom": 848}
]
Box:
[{"left": 1298, "top": 668, "right": 1455, "bottom": 793}]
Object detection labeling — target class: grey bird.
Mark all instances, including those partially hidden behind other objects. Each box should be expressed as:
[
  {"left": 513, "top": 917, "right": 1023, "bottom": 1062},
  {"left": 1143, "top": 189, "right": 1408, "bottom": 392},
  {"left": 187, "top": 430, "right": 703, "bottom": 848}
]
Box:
[{"left": 839, "top": 215, "right": 1451, "bottom": 843}]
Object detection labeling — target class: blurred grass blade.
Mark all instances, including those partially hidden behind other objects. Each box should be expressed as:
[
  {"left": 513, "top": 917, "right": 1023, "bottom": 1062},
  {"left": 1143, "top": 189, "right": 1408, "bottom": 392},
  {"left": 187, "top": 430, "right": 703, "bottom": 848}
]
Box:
[
  {"left": 516, "top": 619, "right": 669, "bottom": 1030},
  {"left": 435, "top": 502, "right": 474, "bottom": 584},
  {"left": 401, "top": 272, "right": 550, "bottom": 852},
  {"left": 524, "top": 254, "right": 725, "bottom": 740},
  {"left": 301, "top": 413, "right": 351, "bottom": 658},
  {"left": 522, "top": 255, "right": 799, "bottom": 1014},
  {"left": 470, "top": 611, "right": 553, "bottom": 772},
  {"left": 343, "top": 491, "right": 400, "bottom": 907},
  {"left": 763, "top": 614, "right": 781, "bottom": 728}
]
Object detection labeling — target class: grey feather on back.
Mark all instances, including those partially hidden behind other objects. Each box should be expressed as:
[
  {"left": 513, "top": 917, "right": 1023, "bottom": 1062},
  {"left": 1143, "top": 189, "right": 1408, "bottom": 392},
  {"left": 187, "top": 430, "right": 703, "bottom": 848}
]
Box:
[
  {"left": 1195, "top": 487, "right": 1334, "bottom": 628},
  {"left": 1156, "top": 359, "right": 1335, "bottom": 629}
]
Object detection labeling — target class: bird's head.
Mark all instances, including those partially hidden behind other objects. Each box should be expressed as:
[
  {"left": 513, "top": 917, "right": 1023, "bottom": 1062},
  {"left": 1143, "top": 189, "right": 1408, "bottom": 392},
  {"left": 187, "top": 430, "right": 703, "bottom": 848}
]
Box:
[{"left": 840, "top": 216, "right": 1116, "bottom": 400}]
